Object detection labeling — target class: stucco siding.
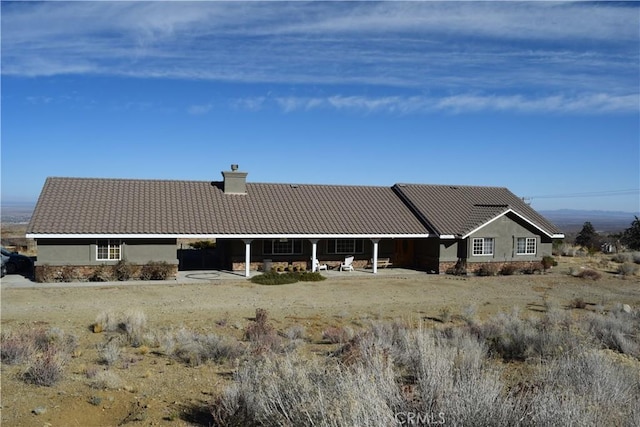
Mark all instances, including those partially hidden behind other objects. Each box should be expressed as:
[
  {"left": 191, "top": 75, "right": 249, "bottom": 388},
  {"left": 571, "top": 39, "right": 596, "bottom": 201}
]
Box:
[
  {"left": 466, "top": 213, "right": 547, "bottom": 262},
  {"left": 35, "top": 239, "right": 178, "bottom": 266}
]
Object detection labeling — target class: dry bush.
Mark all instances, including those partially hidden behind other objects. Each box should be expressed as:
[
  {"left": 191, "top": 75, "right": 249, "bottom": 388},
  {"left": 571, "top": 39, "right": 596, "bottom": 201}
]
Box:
[
  {"left": 321, "top": 326, "right": 354, "bottom": 344},
  {"left": 244, "top": 308, "right": 282, "bottom": 353},
  {"left": 210, "top": 315, "right": 639, "bottom": 426},
  {"left": 476, "top": 263, "right": 499, "bottom": 276},
  {"left": 99, "top": 338, "right": 122, "bottom": 366},
  {"left": 89, "top": 369, "right": 122, "bottom": 390},
  {"left": 172, "top": 327, "right": 245, "bottom": 366},
  {"left": 585, "top": 307, "right": 639, "bottom": 357},
  {"left": 284, "top": 324, "right": 307, "bottom": 341},
  {"left": 618, "top": 262, "right": 638, "bottom": 277},
  {"left": 570, "top": 297, "right": 587, "bottom": 309},
  {"left": 571, "top": 268, "right": 602, "bottom": 280},
  {"left": 23, "top": 346, "right": 67, "bottom": 386},
  {"left": 499, "top": 263, "right": 518, "bottom": 276},
  {"left": 123, "top": 309, "right": 147, "bottom": 347},
  {"left": 94, "top": 310, "right": 120, "bottom": 333},
  {"left": 612, "top": 253, "right": 631, "bottom": 263},
  {"left": 2, "top": 327, "right": 77, "bottom": 387},
  {"left": 633, "top": 252, "right": 640, "bottom": 264}
]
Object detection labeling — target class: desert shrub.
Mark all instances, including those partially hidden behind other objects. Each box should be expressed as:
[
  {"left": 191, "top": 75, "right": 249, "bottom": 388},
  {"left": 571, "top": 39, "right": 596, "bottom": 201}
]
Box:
[
  {"left": 113, "top": 259, "right": 136, "bottom": 281},
  {"left": 1, "top": 328, "right": 42, "bottom": 364},
  {"left": 212, "top": 349, "right": 404, "bottom": 426},
  {"left": 250, "top": 271, "right": 299, "bottom": 285},
  {"left": 212, "top": 318, "right": 638, "bottom": 427},
  {"left": 632, "top": 252, "right": 640, "bottom": 264},
  {"left": 499, "top": 263, "right": 518, "bottom": 276},
  {"left": 521, "top": 262, "right": 544, "bottom": 275},
  {"left": 612, "top": 253, "right": 631, "bottom": 263},
  {"left": 23, "top": 346, "right": 67, "bottom": 386},
  {"left": 139, "top": 261, "right": 173, "bottom": 280},
  {"left": 89, "top": 264, "right": 113, "bottom": 282},
  {"left": 570, "top": 297, "right": 587, "bottom": 309},
  {"left": 439, "top": 305, "right": 452, "bottom": 323},
  {"left": 244, "top": 308, "right": 282, "bottom": 353},
  {"left": 284, "top": 324, "right": 307, "bottom": 341},
  {"left": 585, "top": 308, "right": 639, "bottom": 357},
  {"left": 476, "top": 263, "right": 499, "bottom": 276},
  {"left": 528, "top": 350, "right": 640, "bottom": 425},
  {"left": 618, "top": 262, "right": 638, "bottom": 277},
  {"left": 322, "top": 326, "right": 354, "bottom": 344},
  {"left": 470, "top": 309, "right": 580, "bottom": 362},
  {"left": 99, "top": 339, "right": 122, "bottom": 366},
  {"left": 172, "top": 328, "right": 245, "bottom": 366},
  {"left": 36, "top": 264, "right": 57, "bottom": 283},
  {"left": 94, "top": 310, "right": 120, "bottom": 333},
  {"left": 59, "top": 266, "right": 84, "bottom": 282},
  {"left": 89, "top": 369, "right": 122, "bottom": 390},
  {"left": 1, "top": 327, "right": 76, "bottom": 387},
  {"left": 573, "top": 268, "right": 602, "bottom": 280},
  {"left": 561, "top": 244, "right": 579, "bottom": 257},
  {"left": 122, "top": 309, "right": 147, "bottom": 347},
  {"left": 541, "top": 255, "right": 558, "bottom": 270}
]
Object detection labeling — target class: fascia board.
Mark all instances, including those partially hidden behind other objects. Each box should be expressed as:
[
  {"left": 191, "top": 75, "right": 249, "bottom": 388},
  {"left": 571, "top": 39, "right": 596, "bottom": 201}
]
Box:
[{"left": 26, "top": 233, "right": 431, "bottom": 239}]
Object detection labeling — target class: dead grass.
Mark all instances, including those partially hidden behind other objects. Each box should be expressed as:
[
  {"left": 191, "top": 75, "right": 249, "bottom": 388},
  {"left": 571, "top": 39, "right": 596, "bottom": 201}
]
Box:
[{"left": 1, "top": 254, "right": 639, "bottom": 426}]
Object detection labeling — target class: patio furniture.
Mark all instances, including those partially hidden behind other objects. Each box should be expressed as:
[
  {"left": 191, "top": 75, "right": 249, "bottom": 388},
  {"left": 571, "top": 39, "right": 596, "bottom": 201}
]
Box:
[
  {"left": 313, "top": 258, "right": 328, "bottom": 271},
  {"left": 340, "top": 256, "right": 355, "bottom": 272},
  {"left": 369, "top": 257, "right": 392, "bottom": 269}
]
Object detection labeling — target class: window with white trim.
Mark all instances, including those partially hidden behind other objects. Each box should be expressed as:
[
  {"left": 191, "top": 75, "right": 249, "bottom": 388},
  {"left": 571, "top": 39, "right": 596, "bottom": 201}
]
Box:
[
  {"left": 327, "top": 239, "right": 364, "bottom": 254},
  {"left": 516, "top": 237, "right": 536, "bottom": 255},
  {"left": 472, "top": 238, "right": 494, "bottom": 256},
  {"left": 97, "top": 240, "right": 121, "bottom": 261},
  {"left": 263, "top": 239, "right": 303, "bottom": 255}
]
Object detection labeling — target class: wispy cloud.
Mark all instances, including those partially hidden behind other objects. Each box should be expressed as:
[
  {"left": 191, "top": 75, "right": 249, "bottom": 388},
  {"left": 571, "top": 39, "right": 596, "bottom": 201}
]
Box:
[
  {"left": 267, "top": 93, "right": 638, "bottom": 115},
  {"left": 187, "top": 103, "right": 212, "bottom": 115},
  {"left": 2, "top": 1, "right": 638, "bottom": 114}
]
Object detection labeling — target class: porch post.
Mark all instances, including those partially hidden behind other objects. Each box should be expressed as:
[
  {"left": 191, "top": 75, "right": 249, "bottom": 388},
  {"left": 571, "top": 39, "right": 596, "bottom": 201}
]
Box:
[
  {"left": 309, "top": 239, "right": 319, "bottom": 272},
  {"left": 371, "top": 238, "right": 380, "bottom": 274},
  {"left": 243, "top": 239, "right": 253, "bottom": 278}
]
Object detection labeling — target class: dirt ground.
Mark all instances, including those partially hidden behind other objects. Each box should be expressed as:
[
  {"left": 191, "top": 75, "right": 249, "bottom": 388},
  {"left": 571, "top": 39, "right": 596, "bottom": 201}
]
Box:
[{"left": 1, "top": 256, "right": 639, "bottom": 426}]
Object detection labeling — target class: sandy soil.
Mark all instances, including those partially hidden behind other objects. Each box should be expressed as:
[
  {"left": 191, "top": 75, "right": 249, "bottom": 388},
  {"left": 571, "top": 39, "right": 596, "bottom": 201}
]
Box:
[{"left": 1, "top": 257, "right": 639, "bottom": 426}]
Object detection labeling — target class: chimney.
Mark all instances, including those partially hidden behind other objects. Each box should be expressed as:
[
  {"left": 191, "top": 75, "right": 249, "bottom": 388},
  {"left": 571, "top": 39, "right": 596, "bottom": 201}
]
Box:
[{"left": 221, "top": 164, "right": 248, "bottom": 194}]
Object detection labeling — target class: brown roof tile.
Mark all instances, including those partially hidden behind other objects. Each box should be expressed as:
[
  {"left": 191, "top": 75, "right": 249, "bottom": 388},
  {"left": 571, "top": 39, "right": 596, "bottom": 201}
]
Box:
[
  {"left": 27, "top": 177, "right": 430, "bottom": 236},
  {"left": 392, "top": 184, "right": 563, "bottom": 237}
]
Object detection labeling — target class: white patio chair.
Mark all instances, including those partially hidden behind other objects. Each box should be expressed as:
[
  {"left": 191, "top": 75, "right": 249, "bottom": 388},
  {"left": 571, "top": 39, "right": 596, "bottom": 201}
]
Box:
[
  {"left": 340, "top": 256, "right": 354, "bottom": 272},
  {"left": 313, "top": 258, "right": 328, "bottom": 271}
]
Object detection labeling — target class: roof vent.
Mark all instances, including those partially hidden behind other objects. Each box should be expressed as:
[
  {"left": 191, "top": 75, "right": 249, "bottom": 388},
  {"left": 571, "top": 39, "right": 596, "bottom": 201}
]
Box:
[{"left": 221, "top": 164, "right": 248, "bottom": 195}]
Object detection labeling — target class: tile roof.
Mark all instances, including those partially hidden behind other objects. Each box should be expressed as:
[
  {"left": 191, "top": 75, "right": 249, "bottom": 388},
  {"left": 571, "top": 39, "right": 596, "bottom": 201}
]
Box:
[
  {"left": 392, "top": 184, "right": 563, "bottom": 237},
  {"left": 26, "top": 177, "right": 430, "bottom": 236}
]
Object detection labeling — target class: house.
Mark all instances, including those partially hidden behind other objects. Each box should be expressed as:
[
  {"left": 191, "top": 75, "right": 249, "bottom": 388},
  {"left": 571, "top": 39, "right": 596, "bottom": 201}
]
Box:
[{"left": 25, "top": 165, "right": 564, "bottom": 281}]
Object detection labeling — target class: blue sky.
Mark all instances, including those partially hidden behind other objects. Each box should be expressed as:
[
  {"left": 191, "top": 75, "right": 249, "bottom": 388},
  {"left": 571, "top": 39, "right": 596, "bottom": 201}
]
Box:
[{"left": 1, "top": 1, "right": 638, "bottom": 213}]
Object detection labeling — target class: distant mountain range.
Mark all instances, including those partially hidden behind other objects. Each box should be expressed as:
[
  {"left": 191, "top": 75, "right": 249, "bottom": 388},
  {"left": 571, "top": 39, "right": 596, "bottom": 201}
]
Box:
[
  {"left": 539, "top": 209, "right": 638, "bottom": 233},
  {"left": 1, "top": 202, "right": 637, "bottom": 233}
]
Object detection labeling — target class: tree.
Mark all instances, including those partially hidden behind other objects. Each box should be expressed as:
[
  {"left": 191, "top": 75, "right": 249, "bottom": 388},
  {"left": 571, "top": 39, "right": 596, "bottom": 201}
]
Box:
[
  {"left": 575, "top": 221, "right": 600, "bottom": 250},
  {"left": 621, "top": 216, "right": 640, "bottom": 250}
]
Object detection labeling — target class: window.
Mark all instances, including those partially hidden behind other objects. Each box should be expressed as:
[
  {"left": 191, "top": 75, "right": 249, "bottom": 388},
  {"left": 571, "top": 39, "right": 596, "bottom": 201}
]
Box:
[
  {"left": 472, "top": 238, "right": 494, "bottom": 256},
  {"left": 97, "top": 240, "right": 121, "bottom": 261},
  {"left": 327, "top": 239, "right": 364, "bottom": 254},
  {"left": 263, "top": 239, "right": 303, "bottom": 255},
  {"left": 516, "top": 237, "right": 536, "bottom": 255}
]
